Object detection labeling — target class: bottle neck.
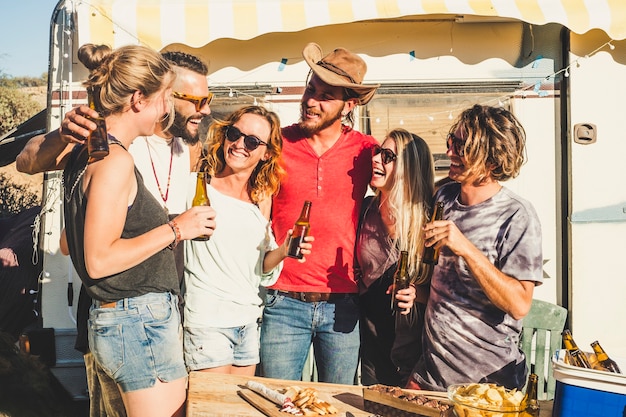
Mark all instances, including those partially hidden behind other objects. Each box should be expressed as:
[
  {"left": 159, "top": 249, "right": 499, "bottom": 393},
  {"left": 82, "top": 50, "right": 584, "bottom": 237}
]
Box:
[{"left": 299, "top": 202, "right": 311, "bottom": 221}]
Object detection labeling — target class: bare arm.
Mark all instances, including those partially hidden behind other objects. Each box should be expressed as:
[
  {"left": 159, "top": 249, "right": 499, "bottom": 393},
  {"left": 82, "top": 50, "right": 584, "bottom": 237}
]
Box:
[
  {"left": 82, "top": 147, "right": 216, "bottom": 278},
  {"left": 16, "top": 105, "right": 98, "bottom": 174},
  {"left": 425, "top": 220, "right": 534, "bottom": 320}
]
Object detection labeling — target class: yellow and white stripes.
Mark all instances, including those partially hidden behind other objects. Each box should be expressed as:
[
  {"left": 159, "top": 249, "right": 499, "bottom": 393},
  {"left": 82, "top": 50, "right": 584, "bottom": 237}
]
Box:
[{"left": 75, "top": 0, "right": 626, "bottom": 50}]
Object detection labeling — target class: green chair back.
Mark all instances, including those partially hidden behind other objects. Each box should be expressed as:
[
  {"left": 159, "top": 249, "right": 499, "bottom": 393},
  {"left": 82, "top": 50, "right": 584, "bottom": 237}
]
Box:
[{"left": 520, "top": 298, "right": 568, "bottom": 400}]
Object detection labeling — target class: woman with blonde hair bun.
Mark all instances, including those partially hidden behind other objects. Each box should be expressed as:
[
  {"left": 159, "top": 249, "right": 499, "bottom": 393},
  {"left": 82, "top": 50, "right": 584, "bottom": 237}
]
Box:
[{"left": 39, "top": 43, "right": 216, "bottom": 417}]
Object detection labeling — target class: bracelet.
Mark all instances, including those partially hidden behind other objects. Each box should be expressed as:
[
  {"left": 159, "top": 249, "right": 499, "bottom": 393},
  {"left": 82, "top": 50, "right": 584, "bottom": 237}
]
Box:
[{"left": 166, "top": 220, "right": 181, "bottom": 250}]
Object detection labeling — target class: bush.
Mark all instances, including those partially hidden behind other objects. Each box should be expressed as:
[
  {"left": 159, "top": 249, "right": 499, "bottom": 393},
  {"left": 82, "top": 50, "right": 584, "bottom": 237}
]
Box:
[
  {"left": 0, "top": 173, "right": 40, "bottom": 219},
  {"left": 0, "top": 85, "right": 41, "bottom": 137}
]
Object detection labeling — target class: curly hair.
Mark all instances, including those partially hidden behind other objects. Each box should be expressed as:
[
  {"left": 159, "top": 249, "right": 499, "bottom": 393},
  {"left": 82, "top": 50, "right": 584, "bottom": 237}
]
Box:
[
  {"left": 451, "top": 104, "right": 527, "bottom": 184},
  {"left": 203, "top": 106, "right": 285, "bottom": 204}
]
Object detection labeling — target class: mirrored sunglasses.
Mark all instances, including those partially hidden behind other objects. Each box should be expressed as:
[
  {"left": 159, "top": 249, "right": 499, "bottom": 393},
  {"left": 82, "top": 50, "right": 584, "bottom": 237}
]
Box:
[
  {"left": 225, "top": 126, "right": 268, "bottom": 151},
  {"left": 372, "top": 145, "right": 397, "bottom": 165},
  {"left": 172, "top": 91, "right": 214, "bottom": 111},
  {"left": 446, "top": 133, "right": 466, "bottom": 157}
]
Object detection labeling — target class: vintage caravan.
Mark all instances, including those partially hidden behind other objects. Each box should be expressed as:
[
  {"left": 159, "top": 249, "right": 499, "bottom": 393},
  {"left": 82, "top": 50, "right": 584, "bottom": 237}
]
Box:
[{"left": 25, "top": 0, "right": 626, "bottom": 401}]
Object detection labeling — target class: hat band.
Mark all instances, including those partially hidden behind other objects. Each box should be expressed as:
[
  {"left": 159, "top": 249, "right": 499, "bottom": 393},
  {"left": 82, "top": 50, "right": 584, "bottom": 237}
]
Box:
[{"left": 316, "top": 60, "right": 358, "bottom": 84}]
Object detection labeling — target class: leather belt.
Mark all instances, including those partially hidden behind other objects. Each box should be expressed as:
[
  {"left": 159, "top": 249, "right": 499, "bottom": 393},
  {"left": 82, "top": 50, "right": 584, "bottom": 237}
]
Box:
[
  {"left": 95, "top": 301, "right": 117, "bottom": 308},
  {"left": 269, "top": 290, "right": 353, "bottom": 303}
]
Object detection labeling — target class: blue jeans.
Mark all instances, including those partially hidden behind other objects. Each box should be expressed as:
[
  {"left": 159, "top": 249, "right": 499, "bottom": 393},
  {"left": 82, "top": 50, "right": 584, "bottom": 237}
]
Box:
[{"left": 259, "top": 291, "right": 360, "bottom": 384}]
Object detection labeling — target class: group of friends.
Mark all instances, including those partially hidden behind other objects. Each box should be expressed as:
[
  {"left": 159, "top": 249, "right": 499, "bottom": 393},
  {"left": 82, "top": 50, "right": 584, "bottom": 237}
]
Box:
[{"left": 16, "top": 41, "right": 543, "bottom": 417}]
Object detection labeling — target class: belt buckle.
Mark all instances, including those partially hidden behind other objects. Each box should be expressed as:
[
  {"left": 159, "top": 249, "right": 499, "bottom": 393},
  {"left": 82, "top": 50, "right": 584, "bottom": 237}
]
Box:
[{"left": 299, "top": 292, "right": 308, "bottom": 302}]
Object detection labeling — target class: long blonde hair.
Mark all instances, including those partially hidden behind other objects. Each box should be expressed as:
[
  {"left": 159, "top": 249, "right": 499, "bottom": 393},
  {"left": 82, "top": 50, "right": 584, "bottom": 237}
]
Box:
[
  {"left": 375, "top": 128, "right": 435, "bottom": 281},
  {"left": 203, "top": 105, "right": 285, "bottom": 204}
]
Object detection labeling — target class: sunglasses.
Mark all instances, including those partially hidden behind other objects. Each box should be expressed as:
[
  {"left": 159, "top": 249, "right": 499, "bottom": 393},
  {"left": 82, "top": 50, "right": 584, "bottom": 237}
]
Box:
[
  {"left": 172, "top": 91, "right": 214, "bottom": 111},
  {"left": 225, "top": 126, "right": 268, "bottom": 151},
  {"left": 446, "top": 133, "right": 466, "bottom": 157},
  {"left": 373, "top": 145, "right": 397, "bottom": 165}
]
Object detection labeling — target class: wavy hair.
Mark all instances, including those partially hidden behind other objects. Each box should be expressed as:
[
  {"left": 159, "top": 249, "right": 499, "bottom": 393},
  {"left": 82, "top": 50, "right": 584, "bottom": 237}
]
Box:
[
  {"left": 77, "top": 43, "right": 175, "bottom": 127},
  {"left": 203, "top": 106, "right": 285, "bottom": 204},
  {"left": 373, "top": 128, "right": 435, "bottom": 281},
  {"left": 451, "top": 104, "right": 527, "bottom": 184}
]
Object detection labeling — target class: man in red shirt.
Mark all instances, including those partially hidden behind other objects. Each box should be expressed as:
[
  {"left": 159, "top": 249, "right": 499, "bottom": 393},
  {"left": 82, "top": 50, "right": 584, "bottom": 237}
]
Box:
[{"left": 260, "top": 43, "right": 379, "bottom": 384}]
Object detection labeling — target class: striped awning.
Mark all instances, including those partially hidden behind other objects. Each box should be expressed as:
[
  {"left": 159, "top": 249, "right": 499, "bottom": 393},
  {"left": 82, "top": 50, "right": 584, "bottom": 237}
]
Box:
[{"left": 73, "top": 0, "right": 626, "bottom": 50}]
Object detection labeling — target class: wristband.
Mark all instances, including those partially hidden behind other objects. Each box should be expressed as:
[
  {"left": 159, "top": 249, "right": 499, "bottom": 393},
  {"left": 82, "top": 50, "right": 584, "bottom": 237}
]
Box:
[{"left": 167, "top": 220, "right": 181, "bottom": 249}]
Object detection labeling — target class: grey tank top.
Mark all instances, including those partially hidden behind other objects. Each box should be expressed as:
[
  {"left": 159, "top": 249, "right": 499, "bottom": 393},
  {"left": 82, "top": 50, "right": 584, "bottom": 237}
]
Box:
[{"left": 63, "top": 143, "right": 179, "bottom": 302}]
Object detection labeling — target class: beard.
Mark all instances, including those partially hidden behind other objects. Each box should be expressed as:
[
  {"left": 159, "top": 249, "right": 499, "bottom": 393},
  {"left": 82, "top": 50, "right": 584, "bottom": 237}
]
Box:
[
  {"left": 168, "top": 111, "right": 199, "bottom": 145},
  {"left": 298, "top": 103, "right": 344, "bottom": 137}
]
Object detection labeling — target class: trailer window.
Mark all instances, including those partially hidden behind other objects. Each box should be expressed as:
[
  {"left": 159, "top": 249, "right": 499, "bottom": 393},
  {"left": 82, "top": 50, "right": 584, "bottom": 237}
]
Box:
[{"left": 361, "top": 82, "right": 520, "bottom": 179}]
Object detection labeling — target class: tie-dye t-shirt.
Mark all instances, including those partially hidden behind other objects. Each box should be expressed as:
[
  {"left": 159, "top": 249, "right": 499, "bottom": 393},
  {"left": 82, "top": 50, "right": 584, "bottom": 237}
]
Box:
[{"left": 414, "top": 182, "right": 543, "bottom": 391}]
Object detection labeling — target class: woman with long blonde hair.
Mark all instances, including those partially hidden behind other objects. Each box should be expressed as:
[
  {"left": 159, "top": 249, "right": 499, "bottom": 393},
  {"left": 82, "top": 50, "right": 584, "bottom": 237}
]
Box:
[
  {"left": 50, "top": 43, "right": 216, "bottom": 417},
  {"left": 356, "top": 128, "right": 435, "bottom": 386}
]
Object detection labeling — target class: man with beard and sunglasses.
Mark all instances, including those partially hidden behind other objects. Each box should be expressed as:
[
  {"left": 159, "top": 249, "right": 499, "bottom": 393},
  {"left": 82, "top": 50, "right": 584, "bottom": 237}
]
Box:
[
  {"left": 16, "top": 50, "right": 213, "bottom": 417},
  {"left": 259, "top": 43, "right": 379, "bottom": 384}
]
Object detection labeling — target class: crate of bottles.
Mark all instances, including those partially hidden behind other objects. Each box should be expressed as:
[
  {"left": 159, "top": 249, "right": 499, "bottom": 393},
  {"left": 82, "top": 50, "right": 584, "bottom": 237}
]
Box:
[{"left": 552, "top": 349, "right": 626, "bottom": 417}]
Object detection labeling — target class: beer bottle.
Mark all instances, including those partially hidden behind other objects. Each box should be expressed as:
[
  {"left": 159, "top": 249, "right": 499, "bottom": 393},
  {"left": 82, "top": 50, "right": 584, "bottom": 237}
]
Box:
[
  {"left": 391, "top": 250, "right": 410, "bottom": 311},
  {"left": 192, "top": 172, "right": 211, "bottom": 241},
  {"left": 287, "top": 201, "right": 311, "bottom": 259},
  {"left": 86, "top": 86, "right": 109, "bottom": 160},
  {"left": 523, "top": 373, "right": 540, "bottom": 416},
  {"left": 562, "top": 329, "right": 592, "bottom": 369},
  {"left": 590, "top": 340, "right": 622, "bottom": 373},
  {"left": 422, "top": 201, "right": 444, "bottom": 265}
]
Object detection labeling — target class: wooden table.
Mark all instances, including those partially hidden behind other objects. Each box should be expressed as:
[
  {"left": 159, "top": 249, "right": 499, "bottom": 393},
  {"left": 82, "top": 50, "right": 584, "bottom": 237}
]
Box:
[
  {"left": 186, "top": 373, "right": 370, "bottom": 416},
  {"left": 186, "top": 372, "right": 554, "bottom": 417}
]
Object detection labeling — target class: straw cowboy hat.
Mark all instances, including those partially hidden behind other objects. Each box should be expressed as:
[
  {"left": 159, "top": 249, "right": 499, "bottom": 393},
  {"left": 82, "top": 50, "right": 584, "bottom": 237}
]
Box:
[{"left": 302, "top": 42, "right": 379, "bottom": 105}]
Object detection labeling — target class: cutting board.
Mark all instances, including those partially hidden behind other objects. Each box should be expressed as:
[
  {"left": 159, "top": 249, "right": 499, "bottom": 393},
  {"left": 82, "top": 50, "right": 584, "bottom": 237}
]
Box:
[
  {"left": 237, "top": 389, "right": 284, "bottom": 417},
  {"left": 187, "top": 373, "right": 370, "bottom": 416},
  {"left": 236, "top": 385, "right": 367, "bottom": 417},
  {"left": 363, "top": 386, "right": 453, "bottom": 417}
]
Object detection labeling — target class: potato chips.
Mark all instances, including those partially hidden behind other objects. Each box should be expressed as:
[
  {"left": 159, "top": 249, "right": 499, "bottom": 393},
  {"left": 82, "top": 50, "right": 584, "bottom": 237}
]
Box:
[{"left": 449, "top": 383, "right": 526, "bottom": 417}]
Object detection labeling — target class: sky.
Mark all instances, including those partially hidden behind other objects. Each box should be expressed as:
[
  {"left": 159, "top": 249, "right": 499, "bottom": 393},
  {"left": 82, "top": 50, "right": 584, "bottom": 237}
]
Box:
[{"left": 0, "top": 0, "right": 60, "bottom": 78}]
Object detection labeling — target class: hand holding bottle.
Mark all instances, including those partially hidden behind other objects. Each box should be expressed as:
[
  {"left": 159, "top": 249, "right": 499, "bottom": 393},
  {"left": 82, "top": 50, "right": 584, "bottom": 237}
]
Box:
[
  {"left": 389, "top": 251, "right": 413, "bottom": 313},
  {"left": 387, "top": 283, "right": 416, "bottom": 315},
  {"left": 282, "top": 229, "right": 314, "bottom": 262},
  {"left": 171, "top": 205, "right": 217, "bottom": 242},
  {"left": 58, "top": 105, "right": 100, "bottom": 145}
]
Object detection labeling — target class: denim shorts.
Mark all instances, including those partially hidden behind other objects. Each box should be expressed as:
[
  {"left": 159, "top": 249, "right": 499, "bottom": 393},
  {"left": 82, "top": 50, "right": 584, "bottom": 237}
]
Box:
[
  {"left": 88, "top": 292, "right": 186, "bottom": 393},
  {"left": 183, "top": 321, "right": 260, "bottom": 371}
]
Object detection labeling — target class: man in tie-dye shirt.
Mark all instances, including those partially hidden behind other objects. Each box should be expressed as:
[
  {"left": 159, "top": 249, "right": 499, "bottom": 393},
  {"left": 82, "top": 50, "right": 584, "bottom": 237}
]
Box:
[{"left": 408, "top": 104, "right": 543, "bottom": 391}]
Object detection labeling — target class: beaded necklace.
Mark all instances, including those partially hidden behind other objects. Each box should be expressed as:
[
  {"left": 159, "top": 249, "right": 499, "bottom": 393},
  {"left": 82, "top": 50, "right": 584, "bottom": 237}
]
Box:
[{"left": 145, "top": 136, "right": 174, "bottom": 212}]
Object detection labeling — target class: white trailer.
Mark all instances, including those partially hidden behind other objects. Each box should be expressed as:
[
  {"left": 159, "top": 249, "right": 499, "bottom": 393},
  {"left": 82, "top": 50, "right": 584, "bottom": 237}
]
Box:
[{"left": 34, "top": 0, "right": 626, "bottom": 402}]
